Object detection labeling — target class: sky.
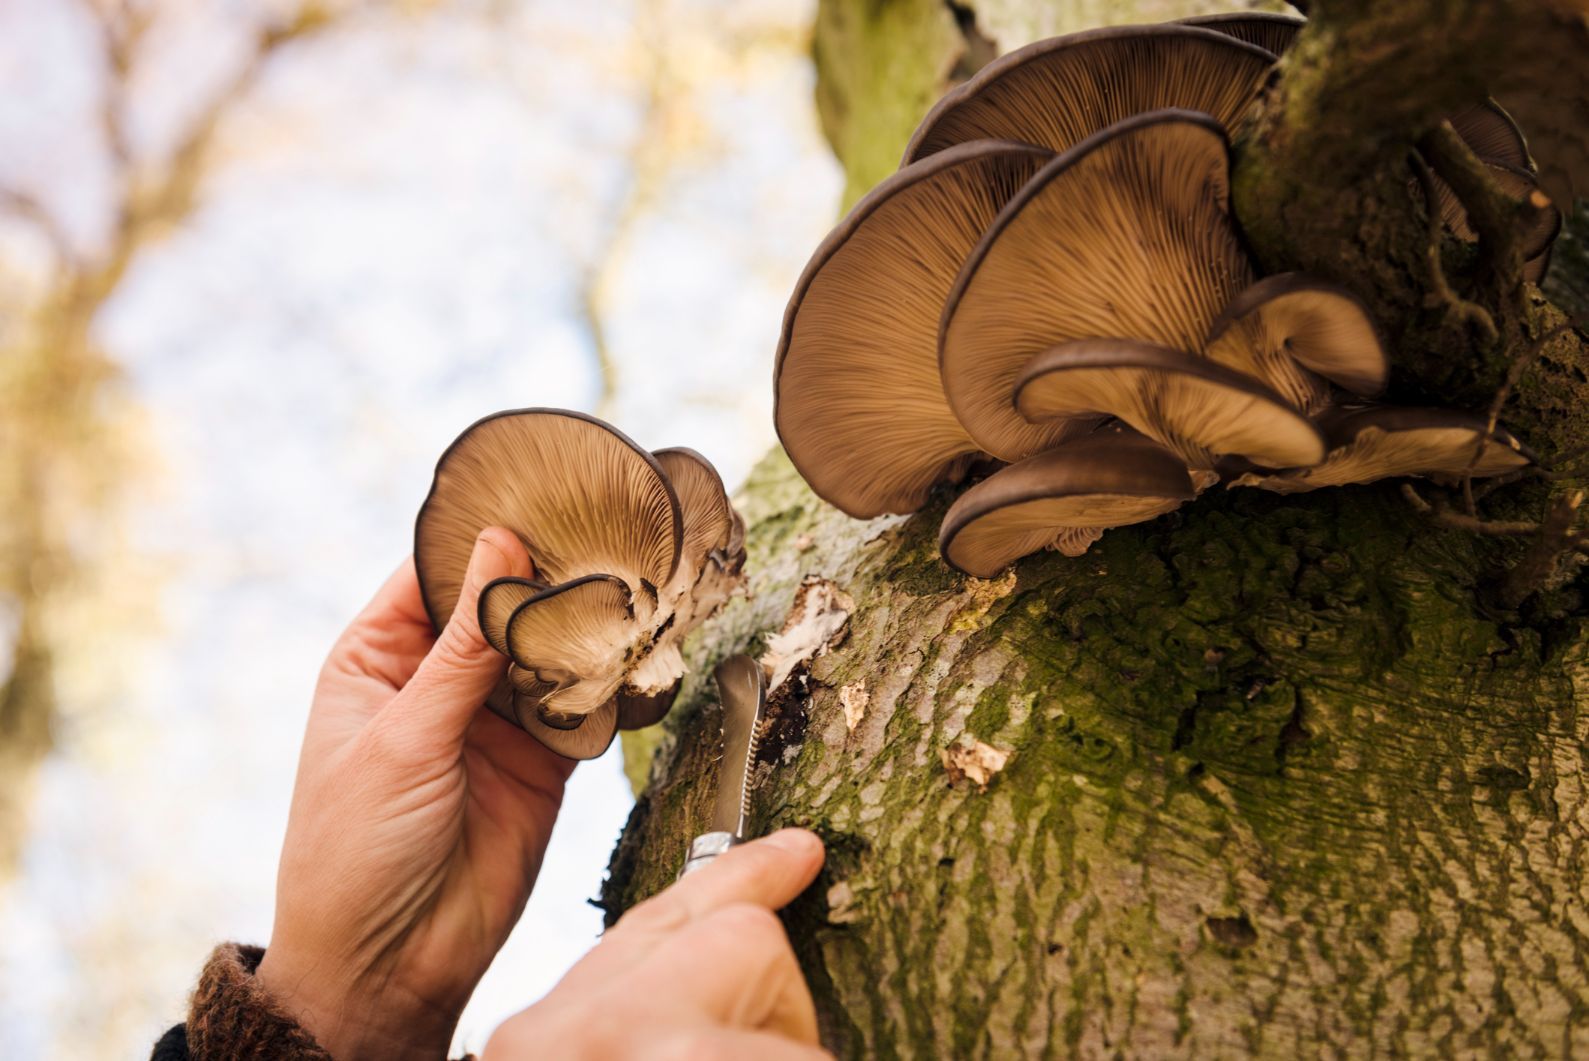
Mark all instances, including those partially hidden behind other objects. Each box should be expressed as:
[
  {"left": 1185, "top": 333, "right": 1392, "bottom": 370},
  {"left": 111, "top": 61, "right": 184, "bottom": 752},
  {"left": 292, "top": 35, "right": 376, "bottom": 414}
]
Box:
[{"left": 0, "top": 0, "right": 841, "bottom": 1054}]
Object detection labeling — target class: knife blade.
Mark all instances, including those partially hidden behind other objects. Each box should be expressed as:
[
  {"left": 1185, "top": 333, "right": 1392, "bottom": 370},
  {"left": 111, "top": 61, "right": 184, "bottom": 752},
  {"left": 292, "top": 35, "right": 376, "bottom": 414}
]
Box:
[{"left": 679, "top": 653, "right": 768, "bottom": 877}]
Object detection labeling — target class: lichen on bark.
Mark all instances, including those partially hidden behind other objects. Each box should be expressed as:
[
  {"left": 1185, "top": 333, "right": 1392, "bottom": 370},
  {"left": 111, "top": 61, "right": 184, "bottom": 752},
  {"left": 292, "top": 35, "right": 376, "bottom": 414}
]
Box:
[{"left": 608, "top": 0, "right": 1589, "bottom": 1055}]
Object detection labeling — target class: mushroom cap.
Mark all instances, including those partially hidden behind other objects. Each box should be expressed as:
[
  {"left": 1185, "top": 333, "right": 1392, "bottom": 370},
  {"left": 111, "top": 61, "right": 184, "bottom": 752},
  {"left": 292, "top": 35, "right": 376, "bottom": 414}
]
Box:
[
  {"left": 1424, "top": 161, "right": 1560, "bottom": 281},
  {"left": 1176, "top": 12, "right": 1304, "bottom": 55},
  {"left": 518, "top": 693, "right": 620, "bottom": 761},
  {"left": 504, "top": 573, "right": 634, "bottom": 709},
  {"left": 938, "top": 429, "right": 1196, "bottom": 577},
  {"left": 653, "top": 447, "right": 735, "bottom": 574},
  {"left": 616, "top": 681, "right": 682, "bottom": 731},
  {"left": 940, "top": 109, "right": 1248, "bottom": 463},
  {"left": 1013, "top": 338, "right": 1325, "bottom": 469},
  {"left": 477, "top": 575, "right": 551, "bottom": 655},
  {"left": 1449, "top": 101, "right": 1530, "bottom": 169},
  {"left": 774, "top": 140, "right": 1053, "bottom": 517},
  {"left": 903, "top": 24, "right": 1276, "bottom": 164},
  {"left": 414, "top": 408, "right": 682, "bottom": 632},
  {"left": 1232, "top": 406, "right": 1532, "bottom": 493},
  {"left": 1205, "top": 273, "right": 1389, "bottom": 402},
  {"left": 724, "top": 507, "right": 746, "bottom": 558}
]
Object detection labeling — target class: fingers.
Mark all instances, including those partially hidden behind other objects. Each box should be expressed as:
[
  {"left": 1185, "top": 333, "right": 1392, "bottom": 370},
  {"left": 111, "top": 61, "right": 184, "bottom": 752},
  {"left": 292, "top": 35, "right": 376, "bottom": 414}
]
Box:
[
  {"left": 385, "top": 527, "right": 532, "bottom": 744},
  {"left": 484, "top": 830, "right": 830, "bottom": 1060},
  {"left": 650, "top": 1029, "right": 833, "bottom": 1061},
  {"left": 632, "top": 903, "right": 821, "bottom": 1044},
  {"left": 559, "top": 830, "right": 824, "bottom": 998},
  {"left": 616, "top": 830, "right": 827, "bottom": 938}
]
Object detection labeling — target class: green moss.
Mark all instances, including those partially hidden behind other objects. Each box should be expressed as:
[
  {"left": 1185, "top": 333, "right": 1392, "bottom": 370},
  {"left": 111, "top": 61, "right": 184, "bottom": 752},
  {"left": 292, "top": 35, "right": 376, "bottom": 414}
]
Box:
[{"left": 813, "top": 0, "right": 964, "bottom": 208}]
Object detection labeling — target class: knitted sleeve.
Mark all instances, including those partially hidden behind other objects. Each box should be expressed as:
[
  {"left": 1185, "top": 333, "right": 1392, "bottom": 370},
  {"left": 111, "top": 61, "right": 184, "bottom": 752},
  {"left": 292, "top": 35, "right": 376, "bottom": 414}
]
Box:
[
  {"left": 151, "top": 943, "right": 333, "bottom": 1061},
  {"left": 153, "top": 943, "right": 479, "bottom": 1061}
]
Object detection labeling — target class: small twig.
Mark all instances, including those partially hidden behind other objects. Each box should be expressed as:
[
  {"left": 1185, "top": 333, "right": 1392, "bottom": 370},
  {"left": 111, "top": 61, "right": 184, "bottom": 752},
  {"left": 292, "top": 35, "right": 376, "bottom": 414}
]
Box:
[
  {"left": 1471, "top": 465, "right": 1548, "bottom": 502},
  {"left": 1457, "top": 322, "right": 1572, "bottom": 511},
  {"left": 1409, "top": 151, "right": 1499, "bottom": 341},
  {"left": 1418, "top": 122, "right": 1527, "bottom": 293},
  {"left": 1496, "top": 490, "right": 1585, "bottom": 609},
  {"left": 0, "top": 187, "right": 73, "bottom": 266},
  {"left": 1402, "top": 484, "right": 1540, "bottom": 536}
]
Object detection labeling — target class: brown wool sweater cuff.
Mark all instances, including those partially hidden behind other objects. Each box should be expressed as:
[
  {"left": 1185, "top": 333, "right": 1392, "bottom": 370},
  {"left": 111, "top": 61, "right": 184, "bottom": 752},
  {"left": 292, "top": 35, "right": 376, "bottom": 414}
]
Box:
[
  {"left": 182, "top": 943, "right": 335, "bottom": 1061},
  {"left": 158, "top": 943, "right": 477, "bottom": 1061}
]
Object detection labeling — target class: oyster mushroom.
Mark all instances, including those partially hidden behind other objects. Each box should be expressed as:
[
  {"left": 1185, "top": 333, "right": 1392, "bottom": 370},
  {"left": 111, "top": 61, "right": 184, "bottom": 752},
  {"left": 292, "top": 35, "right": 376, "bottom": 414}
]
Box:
[
  {"left": 1204, "top": 273, "right": 1389, "bottom": 404},
  {"left": 1013, "top": 338, "right": 1325, "bottom": 470},
  {"left": 939, "top": 109, "right": 1247, "bottom": 463},
  {"left": 1176, "top": 11, "right": 1304, "bottom": 55},
  {"left": 903, "top": 23, "right": 1277, "bottom": 164},
  {"left": 774, "top": 140, "right": 1052, "bottom": 517},
  {"left": 1426, "top": 161, "right": 1561, "bottom": 282},
  {"left": 939, "top": 428, "right": 1196, "bottom": 577},
  {"left": 1418, "top": 100, "right": 1560, "bottom": 282},
  {"left": 415, "top": 408, "right": 745, "bottom": 759},
  {"left": 1231, "top": 406, "right": 1532, "bottom": 494},
  {"left": 476, "top": 575, "right": 549, "bottom": 655}
]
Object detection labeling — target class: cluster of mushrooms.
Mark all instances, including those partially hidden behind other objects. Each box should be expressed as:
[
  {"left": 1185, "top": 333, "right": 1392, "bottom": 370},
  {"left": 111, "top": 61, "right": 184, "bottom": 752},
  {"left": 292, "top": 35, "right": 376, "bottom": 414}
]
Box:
[
  {"left": 774, "top": 15, "right": 1556, "bottom": 578},
  {"left": 414, "top": 409, "right": 746, "bottom": 759}
]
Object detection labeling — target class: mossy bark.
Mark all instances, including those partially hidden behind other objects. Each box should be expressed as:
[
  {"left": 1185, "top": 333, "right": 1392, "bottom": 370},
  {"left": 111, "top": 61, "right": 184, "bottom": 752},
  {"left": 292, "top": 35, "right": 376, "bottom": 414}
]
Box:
[{"left": 609, "top": 1, "right": 1589, "bottom": 1055}]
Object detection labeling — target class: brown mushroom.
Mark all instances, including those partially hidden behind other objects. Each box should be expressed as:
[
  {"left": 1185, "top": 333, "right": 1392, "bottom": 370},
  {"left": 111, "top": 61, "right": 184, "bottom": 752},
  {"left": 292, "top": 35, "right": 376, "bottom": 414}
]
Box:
[
  {"left": 774, "top": 140, "right": 1053, "bottom": 516},
  {"left": 939, "top": 428, "right": 1196, "bottom": 577},
  {"left": 1176, "top": 12, "right": 1304, "bottom": 55},
  {"left": 1204, "top": 273, "right": 1389, "bottom": 407},
  {"left": 1425, "top": 161, "right": 1561, "bottom": 282},
  {"left": 654, "top": 447, "right": 736, "bottom": 572},
  {"left": 1449, "top": 101, "right": 1531, "bottom": 169},
  {"left": 415, "top": 409, "right": 745, "bottom": 759},
  {"left": 1013, "top": 338, "right": 1325, "bottom": 469},
  {"left": 940, "top": 109, "right": 1247, "bottom": 462},
  {"left": 903, "top": 24, "right": 1277, "bottom": 164},
  {"left": 521, "top": 696, "right": 621, "bottom": 761},
  {"left": 503, "top": 573, "right": 634, "bottom": 717},
  {"left": 415, "top": 408, "right": 680, "bottom": 629},
  {"left": 477, "top": 575, "right": 550, "bottom": 655},
  {"left": 616, "top": 682, "right": 683, "bottom": 731},
  {"left": 1231, "top": 406, "right": 1532, "bottom": 494}
]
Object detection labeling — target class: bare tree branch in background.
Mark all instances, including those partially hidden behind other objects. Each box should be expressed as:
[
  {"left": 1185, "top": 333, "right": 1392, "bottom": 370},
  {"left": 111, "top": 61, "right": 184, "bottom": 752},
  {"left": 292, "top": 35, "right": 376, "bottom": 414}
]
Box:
[
  {"left": 0, "top": 0, "right": 354, "bottom": 874},
  {"left": 571, "top": 0, "right": 671, "bottom": 416}
]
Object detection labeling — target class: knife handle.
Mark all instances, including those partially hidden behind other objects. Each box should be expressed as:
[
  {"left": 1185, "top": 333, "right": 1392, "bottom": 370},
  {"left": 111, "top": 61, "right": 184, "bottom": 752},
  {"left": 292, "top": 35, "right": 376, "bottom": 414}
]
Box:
[{"left": 678, "top": 830, "right": 743, "bottom": 879}]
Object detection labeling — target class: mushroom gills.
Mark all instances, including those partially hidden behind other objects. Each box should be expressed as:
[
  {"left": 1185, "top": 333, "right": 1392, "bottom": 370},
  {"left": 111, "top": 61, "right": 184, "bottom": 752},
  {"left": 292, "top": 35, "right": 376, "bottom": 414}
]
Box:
[
  {"left": 477, "top": 576, "right": 551, "bottom": 655},
  {"left": 1231, "top": 407, "right": 1532, "bottom": 494},
  {"left": 1449, "top": 101, "right": 1531, "bottom": 170},
  {"left": 938, "top": 429, "right": 1197, "bottom": 576},
  {"left": 503, "top": 573, "right": 635, "bottom": 712},
  {"left": 1175, "top": 12, "right": 1303, "bottom": 55},
  {"left": 774, "top": 140, "right": 1052, "bottom": 517},
  {"left": 903, "top": 24, "right": 1277, "bottom": 163},
  {"left": 518, "top": 695, "right": 621, "bottom": 761},
  {"left": 1203, "top": 273, "right": 1389, "bottom": 407},
  {"left": 654, "top": 447, "right": 736, "bottom": 574},
  {"left": 1014, "top": 339, "right": 1325, "bottom": 469},
  {"left": 940, "top": 109, "right": 1250, "bottom": 463},
  {"left": 413, "top": 408, "right": 682, "bottom": 631},
  {"left": 1424, "top": 161, "right": 1560, "bottom": 281}
]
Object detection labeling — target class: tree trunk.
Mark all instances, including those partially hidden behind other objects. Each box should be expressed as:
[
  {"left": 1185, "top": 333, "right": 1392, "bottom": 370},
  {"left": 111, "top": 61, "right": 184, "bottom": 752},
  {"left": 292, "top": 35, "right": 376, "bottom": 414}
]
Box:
[{"left": 607, "top": 1, "right": 1589, "bottom": 1055}]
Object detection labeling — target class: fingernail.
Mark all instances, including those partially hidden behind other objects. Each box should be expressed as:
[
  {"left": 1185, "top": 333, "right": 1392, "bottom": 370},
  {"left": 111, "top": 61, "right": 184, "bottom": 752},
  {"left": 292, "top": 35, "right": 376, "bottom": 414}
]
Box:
[
  {"left": 467, "top": 529, "right": 512, "bottom": 586},
  {"left": 762, "top": 828, "right": 823, "bottom": 856}
]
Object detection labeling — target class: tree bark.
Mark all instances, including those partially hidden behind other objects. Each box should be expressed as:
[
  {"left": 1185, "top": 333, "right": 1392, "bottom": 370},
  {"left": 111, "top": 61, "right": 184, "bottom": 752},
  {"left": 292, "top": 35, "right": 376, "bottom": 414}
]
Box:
[{"left": 607, "top": 1, "right": 1589, "bottom": 1055}]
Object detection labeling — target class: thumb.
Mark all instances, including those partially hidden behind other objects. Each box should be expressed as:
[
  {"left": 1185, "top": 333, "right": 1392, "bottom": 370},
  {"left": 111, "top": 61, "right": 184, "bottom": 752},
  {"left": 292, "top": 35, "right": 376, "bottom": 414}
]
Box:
[{"left": 388, "top": 526, "right": 531, "bottom": 744}]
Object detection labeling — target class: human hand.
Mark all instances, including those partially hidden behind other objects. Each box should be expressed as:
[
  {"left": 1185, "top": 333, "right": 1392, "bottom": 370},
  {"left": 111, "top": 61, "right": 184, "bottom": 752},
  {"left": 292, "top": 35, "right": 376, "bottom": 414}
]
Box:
[
  {"left": 483, "top": 829, "right": 831, "bottom": 1061},
  {"left": 257, "top": 528, "right": 577, "bottom": 1060}
]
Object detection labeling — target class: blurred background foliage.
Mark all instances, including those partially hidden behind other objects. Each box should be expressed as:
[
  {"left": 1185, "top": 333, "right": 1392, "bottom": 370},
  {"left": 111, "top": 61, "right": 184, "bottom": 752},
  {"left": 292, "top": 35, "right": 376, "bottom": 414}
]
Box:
[{"left": 0, "top": 0, "right": 839, "bottom": 1053}]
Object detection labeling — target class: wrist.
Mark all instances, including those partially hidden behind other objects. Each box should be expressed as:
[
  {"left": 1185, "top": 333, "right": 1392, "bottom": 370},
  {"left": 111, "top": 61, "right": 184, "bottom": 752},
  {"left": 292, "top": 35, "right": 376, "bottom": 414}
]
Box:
[{"left": 255, "top": 946, "right": 459, "bottom": 1061}]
